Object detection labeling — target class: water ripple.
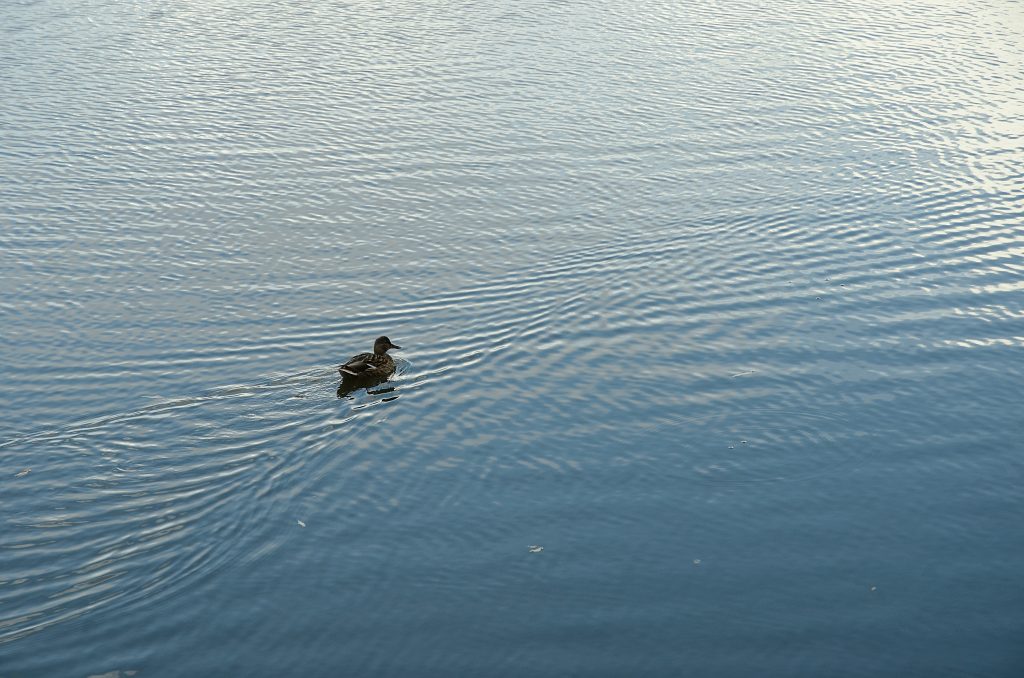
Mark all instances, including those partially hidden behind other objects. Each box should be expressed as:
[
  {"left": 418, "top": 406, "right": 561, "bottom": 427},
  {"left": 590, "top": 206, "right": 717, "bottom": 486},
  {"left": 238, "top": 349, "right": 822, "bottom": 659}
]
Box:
[{"left": 2, "top": 0, "right": 1023, "bottom": 672}]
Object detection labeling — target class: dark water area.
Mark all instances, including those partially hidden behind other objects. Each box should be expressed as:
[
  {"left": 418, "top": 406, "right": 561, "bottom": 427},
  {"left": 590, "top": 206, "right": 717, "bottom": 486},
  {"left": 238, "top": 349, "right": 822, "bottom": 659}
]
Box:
[{"left": 2, "top": 0, "right": 1023, "bottom": 675}]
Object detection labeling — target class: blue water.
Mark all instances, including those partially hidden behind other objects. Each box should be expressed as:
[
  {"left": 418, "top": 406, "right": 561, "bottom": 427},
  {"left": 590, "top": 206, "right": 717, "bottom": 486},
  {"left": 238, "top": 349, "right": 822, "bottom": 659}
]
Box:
[{"left": 2, "top": 0, "right": 1023, "bottom": 675}]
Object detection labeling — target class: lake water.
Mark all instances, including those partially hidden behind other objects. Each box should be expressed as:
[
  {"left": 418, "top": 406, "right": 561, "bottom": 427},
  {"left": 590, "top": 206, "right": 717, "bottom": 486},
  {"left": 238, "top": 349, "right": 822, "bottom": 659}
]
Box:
[{"left": 2, "top": 0, "right": 1023, "bottom": 675}]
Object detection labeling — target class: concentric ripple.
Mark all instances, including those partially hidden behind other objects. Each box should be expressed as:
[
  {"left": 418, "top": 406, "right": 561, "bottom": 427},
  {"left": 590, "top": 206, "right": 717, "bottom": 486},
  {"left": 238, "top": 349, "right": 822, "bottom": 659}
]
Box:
[{"left": 0, "top": 370, "right": 332, "bottom": 644}]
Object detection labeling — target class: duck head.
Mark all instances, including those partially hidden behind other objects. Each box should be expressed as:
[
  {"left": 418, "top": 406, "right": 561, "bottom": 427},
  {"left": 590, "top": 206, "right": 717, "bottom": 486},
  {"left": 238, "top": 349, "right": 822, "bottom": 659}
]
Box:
[{"left": 373, "top": 336, "right": 402, "bottom": 354}]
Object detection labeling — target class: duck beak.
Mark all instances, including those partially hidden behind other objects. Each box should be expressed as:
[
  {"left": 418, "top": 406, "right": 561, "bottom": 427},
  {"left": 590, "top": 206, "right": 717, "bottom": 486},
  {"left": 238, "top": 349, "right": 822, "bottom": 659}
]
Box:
[{"left": 390, "top": 343, "right": 402, "bottom": 350}]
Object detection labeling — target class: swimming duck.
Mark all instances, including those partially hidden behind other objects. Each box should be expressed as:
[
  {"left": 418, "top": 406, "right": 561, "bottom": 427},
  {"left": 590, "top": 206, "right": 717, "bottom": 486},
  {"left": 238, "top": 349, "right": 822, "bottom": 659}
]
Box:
[{"left": 339, "top": 336, "right": 402, "bottom": 379}]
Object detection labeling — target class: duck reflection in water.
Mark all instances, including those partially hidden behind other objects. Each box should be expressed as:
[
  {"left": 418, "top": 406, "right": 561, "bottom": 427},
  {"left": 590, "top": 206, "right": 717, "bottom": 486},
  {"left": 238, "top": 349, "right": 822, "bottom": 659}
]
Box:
[{"left": 336, "top": 335, "right": 402, "bottom": 399}]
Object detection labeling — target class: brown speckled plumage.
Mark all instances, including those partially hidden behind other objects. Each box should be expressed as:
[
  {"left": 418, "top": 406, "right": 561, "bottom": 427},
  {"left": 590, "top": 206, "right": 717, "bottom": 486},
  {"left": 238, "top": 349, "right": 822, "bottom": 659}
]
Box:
[{"left": 339, "top": 336, "right": 402, "bottom": 379}]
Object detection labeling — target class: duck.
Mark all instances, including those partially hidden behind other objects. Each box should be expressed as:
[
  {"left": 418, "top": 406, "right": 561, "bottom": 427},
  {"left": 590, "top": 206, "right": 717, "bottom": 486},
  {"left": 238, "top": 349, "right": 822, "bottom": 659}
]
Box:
[{"left": 338, "top": 336, "right": 402, "bottom": 379}]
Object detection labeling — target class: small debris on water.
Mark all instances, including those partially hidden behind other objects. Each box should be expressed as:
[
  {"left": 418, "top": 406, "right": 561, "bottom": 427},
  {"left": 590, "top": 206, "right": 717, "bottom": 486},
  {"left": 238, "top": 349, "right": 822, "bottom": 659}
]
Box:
[
  {"left": 740, "top": 440, "right": 748, "bottom": 445},
  {"left": 870, "top": 586, "right": 877, "bottom": 592},
  {"left": 15, "top": 468, "right": 30, "bottom": 478},
  {"left": 297, "top": 520, "right": 306, "bottom": 528},
  {"left": 528, "top": 545, "right": 544, "bottom": 553},
  {"left": 693, "top": 559, "right": 701, "bottom": 565}
]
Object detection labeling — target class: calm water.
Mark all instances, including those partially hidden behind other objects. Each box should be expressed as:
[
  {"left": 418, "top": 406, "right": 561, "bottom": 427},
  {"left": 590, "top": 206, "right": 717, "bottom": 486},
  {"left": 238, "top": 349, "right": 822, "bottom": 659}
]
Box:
[{"left": 2, "top": 0, "right": 1023, "bottom": 675}]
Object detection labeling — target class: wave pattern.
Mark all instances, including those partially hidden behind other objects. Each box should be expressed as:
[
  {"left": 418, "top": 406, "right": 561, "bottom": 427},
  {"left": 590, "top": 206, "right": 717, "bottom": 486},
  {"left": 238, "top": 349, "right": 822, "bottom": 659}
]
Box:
[{"left": 1, "top": 0, "right": 1022, "bottom": 674}]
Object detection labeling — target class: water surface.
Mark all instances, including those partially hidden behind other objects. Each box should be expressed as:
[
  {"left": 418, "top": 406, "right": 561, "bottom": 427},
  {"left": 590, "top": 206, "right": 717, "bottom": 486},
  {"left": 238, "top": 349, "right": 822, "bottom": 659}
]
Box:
[{"left": 2, "top": 0, "right": 1023, "bottom": 675}]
